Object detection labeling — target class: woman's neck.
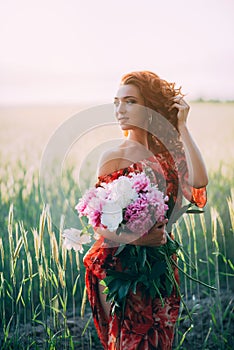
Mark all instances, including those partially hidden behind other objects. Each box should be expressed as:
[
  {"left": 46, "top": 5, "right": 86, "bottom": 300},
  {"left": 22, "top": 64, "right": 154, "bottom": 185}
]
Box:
[{"left": 127, "top": 129, "right": 149, "bottom": 150}]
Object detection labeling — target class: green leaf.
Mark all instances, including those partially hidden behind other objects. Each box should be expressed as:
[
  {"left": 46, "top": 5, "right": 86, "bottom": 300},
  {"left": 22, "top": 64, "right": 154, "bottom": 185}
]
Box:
[
  {"left": 150, "top": 261, "right": 167, "bottom": 279},
  {"left": 102, "top": 287, "right": 109, "bottom": 295},
  {"left": 114, "top": 244, "right": 127, "bottom": 256},
  {"left": 128, "top": 256, "right": 139, "bottom": 264},
  {"left": 165, "top": 235, "right": 180, "bottom": 255},
  {"left": 99, "top": 279, "right": 107, "bottom": 287},
  {"left": 118, "top": 281, "right": 131, "bottom": 300},
  {"left": 106, "top": 269, "right": 135, "bottom": 281},
  {"left": 107, "top": 279, "right": 123, "bottom": 293},
  {"left": 102, "top": 275, "right": 116, "bottom": 285},
  {"left": 149, "top": 284, "right": 156, "bottom": 298},
  {"left": 131, "top": 280, "right": 138, "bottom": 294},
  {"left": 106, "top": 292, "right": 117, "bottom": 302},
  {"left": 138, "top": 247, "right": 147, "bottom": 269},
  {"left": 137, "top": 274, "right": 148, "bottom": 286}
]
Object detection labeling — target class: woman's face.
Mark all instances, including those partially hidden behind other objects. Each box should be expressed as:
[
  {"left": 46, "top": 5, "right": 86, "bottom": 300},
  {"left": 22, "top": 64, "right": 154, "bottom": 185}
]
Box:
[{"left": 114, "top": 84, "right": 148, "bottom": 131}]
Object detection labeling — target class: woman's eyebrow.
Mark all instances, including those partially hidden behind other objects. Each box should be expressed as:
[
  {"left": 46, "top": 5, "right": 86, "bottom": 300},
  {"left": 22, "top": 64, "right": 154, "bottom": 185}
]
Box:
[{"left": 114, "top": 95, "right": 138, "bottom": 100}]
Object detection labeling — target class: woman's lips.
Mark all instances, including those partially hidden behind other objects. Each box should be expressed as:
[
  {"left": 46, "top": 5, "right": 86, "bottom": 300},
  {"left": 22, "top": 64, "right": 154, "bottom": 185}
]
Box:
[{"left": 118, "top": 118, "right": 129, "bottom": 124}]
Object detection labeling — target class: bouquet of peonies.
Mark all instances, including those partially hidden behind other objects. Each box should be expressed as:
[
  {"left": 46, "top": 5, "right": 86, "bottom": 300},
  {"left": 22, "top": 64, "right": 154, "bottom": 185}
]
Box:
[
  {"left": 62, "top": 172, "right": 179, "bottom": 314},
  {"left": 75, "top": 172, "right": 169, "bottom": 236},
  {"left": 62, "top": 172, "right": 215, "bottom": 319}
]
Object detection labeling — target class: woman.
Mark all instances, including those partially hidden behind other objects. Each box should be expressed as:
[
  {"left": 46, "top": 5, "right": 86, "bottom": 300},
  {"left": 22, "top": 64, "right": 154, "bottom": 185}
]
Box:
[{"left": 83, "top": 71, "right": 208, "bottom": 349}]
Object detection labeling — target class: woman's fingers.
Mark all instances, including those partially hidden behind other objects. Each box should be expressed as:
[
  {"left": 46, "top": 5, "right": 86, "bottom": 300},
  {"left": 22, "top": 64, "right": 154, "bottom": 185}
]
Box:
[
  {"left": 155, "top": 222, "right": 167, "bottom": 245},
  {"left": 169, "top": 96, "right": 190, "bottom": 110},
  {"left": 168, "top": 101, "right": 189, "bottom": 112},
  {"left": 168, "top": 96, "right": 190, "bottom": 127},
  {"left": 155, "top": 218, "right": 168, "bottom": 229},
  {"left": 133, "top": 218, "right": 168, "bottom": 246},
  {"left": 160, "top": 230, "right": 167, "bottom": 245},
  {"left": 149, "top": 219, "right": 168, "bottom": 245}
]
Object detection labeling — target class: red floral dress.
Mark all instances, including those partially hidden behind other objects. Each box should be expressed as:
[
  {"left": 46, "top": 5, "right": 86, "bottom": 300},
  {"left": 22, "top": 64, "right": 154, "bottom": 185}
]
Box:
[{"left": 83, "top": 151, "right": 207, "bottom": 350}]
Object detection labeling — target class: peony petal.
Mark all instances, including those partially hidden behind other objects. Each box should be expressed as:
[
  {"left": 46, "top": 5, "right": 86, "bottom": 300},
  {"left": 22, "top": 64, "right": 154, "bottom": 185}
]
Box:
[{"left": 62, "top": 228, "right": 91, "bottom": 253}]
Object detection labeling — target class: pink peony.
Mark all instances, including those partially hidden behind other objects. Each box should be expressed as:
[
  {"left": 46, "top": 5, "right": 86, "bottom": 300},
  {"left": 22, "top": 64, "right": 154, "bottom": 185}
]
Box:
[
  {"left": 88, "top": 209, "right": 102, "bottom": 228},
  {"left": 131, "top": 172, "right": 151, "bottom": 193},
  {"left": 126, "top": 216, "right": 154, "bottom": 234},
  {"left": 124, "top": 196, "right": 149, "bottom": 222},
  {"left": 75, "top": 188, "right": 98, "bottom": 216}
]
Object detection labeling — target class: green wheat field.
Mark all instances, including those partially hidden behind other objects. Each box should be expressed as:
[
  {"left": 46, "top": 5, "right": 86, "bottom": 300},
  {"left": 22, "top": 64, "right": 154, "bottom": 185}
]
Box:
[{"left": 0, "top": 103, "right": 234, "bottom": 349}]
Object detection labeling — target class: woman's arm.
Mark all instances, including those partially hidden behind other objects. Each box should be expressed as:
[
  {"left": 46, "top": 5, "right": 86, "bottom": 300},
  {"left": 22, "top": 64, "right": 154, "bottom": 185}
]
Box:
[
  {"left": 170, "top": 97, "right": 208, "bottom": 188},
  {"left": 95, "top": 219, "right": 168, "bottom": 247}
]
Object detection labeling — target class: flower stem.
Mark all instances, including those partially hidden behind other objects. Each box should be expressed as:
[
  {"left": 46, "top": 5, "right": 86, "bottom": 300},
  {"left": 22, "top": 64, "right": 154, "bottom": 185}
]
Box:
[
  {"left": 152, "top": 280, "right": 165, "bottom": 307},
  {"left": 164, "top": 254, "right": 193, "bottom": 321},
  {"left": 171, "top": 259, "right": 216, "bottom": 290}
]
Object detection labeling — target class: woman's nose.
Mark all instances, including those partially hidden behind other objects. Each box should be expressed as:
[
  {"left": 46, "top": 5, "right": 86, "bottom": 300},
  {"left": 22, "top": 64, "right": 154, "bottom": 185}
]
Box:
[{"left": 116, "top": 101, "right": 126, "bottom": 115}]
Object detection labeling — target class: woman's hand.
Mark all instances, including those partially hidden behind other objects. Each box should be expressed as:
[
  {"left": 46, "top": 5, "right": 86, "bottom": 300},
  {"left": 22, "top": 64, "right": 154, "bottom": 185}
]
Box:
[
  {"left": 96, "top": 219, "right": 168, "bottom": 247},
  {"left": 132, "top": 218, "right": 168, "bottom": 246},
  {"left": 169, "top": 96, "right": 190, "bottom": 130},
  {"left": 168, "top": 96, "right": 208, "bottom": 188}
]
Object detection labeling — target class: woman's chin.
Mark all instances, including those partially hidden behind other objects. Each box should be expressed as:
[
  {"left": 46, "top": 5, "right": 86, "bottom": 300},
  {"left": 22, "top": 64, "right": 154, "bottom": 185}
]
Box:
[{"left": 119, "top": 124, "right": 131, "bottom": 131}]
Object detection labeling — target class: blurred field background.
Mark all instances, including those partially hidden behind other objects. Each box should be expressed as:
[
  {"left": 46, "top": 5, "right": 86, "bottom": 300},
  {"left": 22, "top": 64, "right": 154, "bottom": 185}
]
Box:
[{"left": 0, "top": 102, "right": 234, "bottom": 349}]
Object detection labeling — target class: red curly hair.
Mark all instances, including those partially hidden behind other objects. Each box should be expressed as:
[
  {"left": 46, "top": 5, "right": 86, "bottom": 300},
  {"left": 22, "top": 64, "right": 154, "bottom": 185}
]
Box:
[{"left": 120, "top": 71, "right": 184, "bottom": 154}]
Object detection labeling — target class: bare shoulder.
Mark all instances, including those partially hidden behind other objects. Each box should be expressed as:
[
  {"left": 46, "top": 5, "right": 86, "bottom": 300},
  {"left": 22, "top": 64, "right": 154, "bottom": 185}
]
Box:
[
  {"left": 97, "top": 148, "right": 123, "bottom": 177},
  {"left": 97, "top": 140, "right": 136, "bottom": 177},
  {"left": 98, "top": 140, "right": 153, "bottom": 177}
]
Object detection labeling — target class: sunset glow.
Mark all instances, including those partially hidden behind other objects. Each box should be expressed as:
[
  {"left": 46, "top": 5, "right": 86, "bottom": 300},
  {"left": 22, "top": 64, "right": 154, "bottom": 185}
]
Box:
[{"left": 0, "top": 0, "right": 234, "bottom": 104}]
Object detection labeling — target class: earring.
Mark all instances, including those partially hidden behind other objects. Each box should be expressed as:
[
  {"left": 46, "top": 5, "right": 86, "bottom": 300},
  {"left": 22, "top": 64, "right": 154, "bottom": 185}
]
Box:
[{"left": 149, "top": 113, "right": 153, "bottom": 125}]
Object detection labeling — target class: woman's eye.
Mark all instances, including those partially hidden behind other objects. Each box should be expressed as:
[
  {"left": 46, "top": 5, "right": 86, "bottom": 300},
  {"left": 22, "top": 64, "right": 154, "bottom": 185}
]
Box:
[
  {"left": 126, "top": 100, "right": 136, "bottom": 105},
  {"left": 113, "top": 99, "right": 137, "bottom": 106}
]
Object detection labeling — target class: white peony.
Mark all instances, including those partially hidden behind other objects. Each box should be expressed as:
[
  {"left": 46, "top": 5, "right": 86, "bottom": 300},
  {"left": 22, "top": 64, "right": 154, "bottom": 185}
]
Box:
[
  {"left": 62, "top": 228, "right": 91, "bottom": 253},
  {"left": 101, "top": 201, "right": 123, "bottom": 232},
  {"left": 86, "top": 196, "right": 103, "bottom": 212},
  {"left": 109, "top": 176, "right": 138, "bottom": 208},
  {"left": 96, "top": 186, "right": 109, "bottom": 201}
]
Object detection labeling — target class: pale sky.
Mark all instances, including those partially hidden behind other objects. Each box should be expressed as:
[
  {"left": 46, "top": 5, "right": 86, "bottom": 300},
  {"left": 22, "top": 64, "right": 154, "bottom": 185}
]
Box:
[{"left": 0, "top": 0, "right": 234, "bottom": 104}]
